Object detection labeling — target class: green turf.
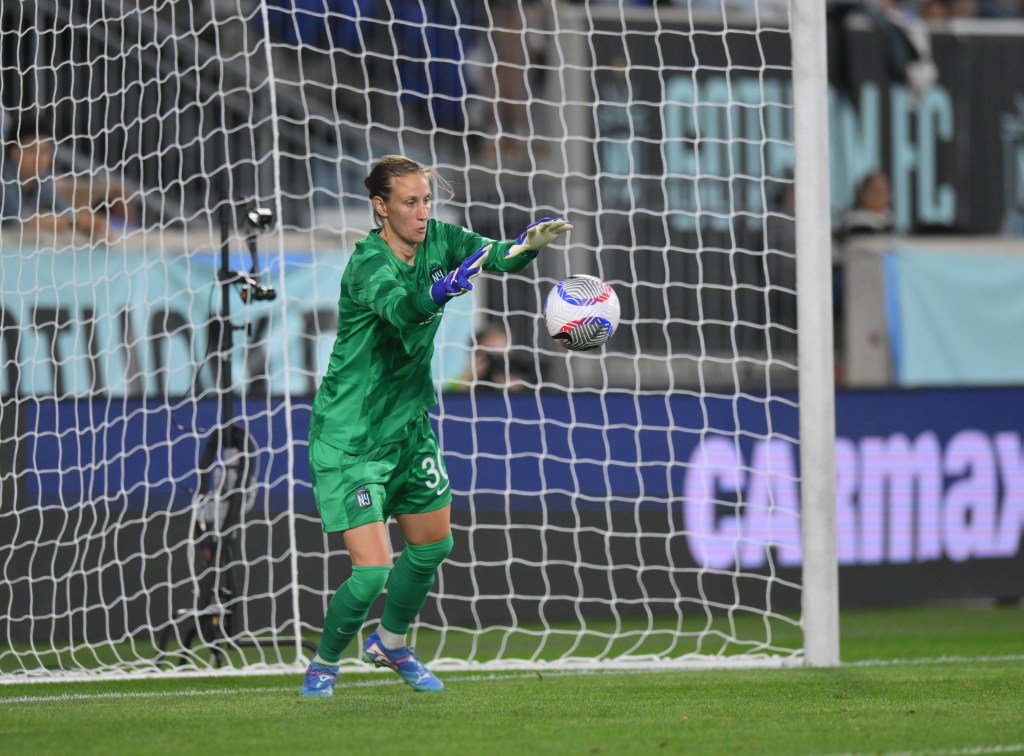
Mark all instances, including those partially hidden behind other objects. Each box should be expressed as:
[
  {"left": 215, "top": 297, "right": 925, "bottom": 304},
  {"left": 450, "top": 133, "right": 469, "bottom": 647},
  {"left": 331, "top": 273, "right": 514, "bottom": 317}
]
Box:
[{"left": 1, "top": 604, "right": 1022, "bottom": 756}]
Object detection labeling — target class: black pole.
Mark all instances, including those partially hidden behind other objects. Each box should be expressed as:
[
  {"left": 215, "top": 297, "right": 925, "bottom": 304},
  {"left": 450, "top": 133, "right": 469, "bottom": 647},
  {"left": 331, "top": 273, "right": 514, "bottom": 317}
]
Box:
[
  {"left": 215, "top": 92, "right": 234, "bottom": 433},
  {"left": 218, "top": 202, "right": 233, "bottom": 431}
]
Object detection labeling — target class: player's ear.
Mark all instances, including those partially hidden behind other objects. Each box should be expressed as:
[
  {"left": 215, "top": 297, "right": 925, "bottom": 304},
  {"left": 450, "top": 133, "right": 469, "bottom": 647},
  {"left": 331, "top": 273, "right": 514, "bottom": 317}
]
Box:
[{"left": 372, "top": 195, "right": 387, "bottom": 219}]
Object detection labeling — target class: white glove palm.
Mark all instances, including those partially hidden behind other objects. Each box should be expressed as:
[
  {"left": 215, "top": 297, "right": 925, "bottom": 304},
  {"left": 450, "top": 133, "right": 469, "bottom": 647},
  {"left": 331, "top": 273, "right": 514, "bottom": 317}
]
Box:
[{"left": 506, "top": 217, "right": 573, "bottom": 258}]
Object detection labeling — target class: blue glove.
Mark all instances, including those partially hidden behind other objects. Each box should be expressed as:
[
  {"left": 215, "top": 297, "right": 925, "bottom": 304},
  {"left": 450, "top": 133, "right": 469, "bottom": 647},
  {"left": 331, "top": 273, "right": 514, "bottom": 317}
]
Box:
[
  {"left": 430, "top": 244, "right": 489, "bottom": 305},
  {"left": 506, "top": 217, "right": 573, "bottom": 259}
]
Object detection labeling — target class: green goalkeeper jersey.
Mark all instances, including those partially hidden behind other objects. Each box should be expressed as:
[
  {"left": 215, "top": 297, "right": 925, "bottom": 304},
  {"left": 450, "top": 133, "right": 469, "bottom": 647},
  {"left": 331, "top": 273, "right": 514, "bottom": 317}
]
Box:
[{"left": 310, "top": 218, "right": 536, "bottom": 453}]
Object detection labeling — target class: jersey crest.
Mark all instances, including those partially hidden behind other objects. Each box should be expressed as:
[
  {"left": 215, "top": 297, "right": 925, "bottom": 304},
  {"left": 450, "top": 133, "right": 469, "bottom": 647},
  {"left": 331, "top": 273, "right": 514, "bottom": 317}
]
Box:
[{"left": 429, "top": 265, "right": 444, "bottom": 283}]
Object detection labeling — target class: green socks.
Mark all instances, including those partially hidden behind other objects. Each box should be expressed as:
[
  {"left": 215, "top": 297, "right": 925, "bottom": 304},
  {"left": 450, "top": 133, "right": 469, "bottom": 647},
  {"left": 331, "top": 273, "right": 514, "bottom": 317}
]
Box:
[
  {"left": 315, "top": 534, "right": 454, "bottom": 662},
  {"left": 315, "top": 565, "right": 391, "bottom": 663},
  {"left": 380, "top": 534, "right": 454, "bottom": 635}
]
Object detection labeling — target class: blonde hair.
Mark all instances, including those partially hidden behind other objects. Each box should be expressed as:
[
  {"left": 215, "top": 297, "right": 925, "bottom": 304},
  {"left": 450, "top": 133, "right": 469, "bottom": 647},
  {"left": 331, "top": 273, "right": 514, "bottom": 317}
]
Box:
[{"left": 363, "top": 155, "right": 455, "bottom": 227}]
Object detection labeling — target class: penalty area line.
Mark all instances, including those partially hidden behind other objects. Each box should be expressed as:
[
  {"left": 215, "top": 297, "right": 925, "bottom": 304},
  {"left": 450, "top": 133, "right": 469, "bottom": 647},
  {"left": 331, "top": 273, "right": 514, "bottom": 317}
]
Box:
[
  {"left": 846, "top": 653, "right": 1024, "bottom": 668},
  {"left": 820, "top": 745, "right": 1024, "bottom": 756}
]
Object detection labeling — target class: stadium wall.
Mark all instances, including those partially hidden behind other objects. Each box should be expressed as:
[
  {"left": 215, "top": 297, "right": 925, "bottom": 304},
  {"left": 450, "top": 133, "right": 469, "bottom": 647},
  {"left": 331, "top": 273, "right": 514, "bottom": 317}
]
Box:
[
  {"left": 2, "top": 388, "right": 1022, "bottom": 643},
  {"left": 844, "top": 235, "right": 1024, "bottom": 387}
]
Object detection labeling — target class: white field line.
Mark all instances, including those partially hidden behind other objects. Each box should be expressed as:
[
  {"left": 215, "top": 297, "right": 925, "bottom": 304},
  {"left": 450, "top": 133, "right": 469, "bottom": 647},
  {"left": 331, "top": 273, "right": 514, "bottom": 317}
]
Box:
[
  {"left": 844, "top": 654, "right": 1024, "bottom": 667},
  {"left": 2, "top": 654, "right": 1023, "bottom": 705},
  {"left": 821, "top": 746, "right": 1024, "bottom": 756}
]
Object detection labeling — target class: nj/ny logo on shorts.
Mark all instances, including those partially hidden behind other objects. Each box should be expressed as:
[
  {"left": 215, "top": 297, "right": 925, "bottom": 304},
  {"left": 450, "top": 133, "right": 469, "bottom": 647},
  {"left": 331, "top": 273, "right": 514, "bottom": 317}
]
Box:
[{"left": 355, "top": 487, "right": 373, "bottom": 509}]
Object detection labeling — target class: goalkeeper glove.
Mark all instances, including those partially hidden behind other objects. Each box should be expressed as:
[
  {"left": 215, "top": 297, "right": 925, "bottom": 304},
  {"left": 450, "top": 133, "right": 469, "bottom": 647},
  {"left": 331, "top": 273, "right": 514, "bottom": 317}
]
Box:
[
  {"left": 429, "top": 244, "right": 489, "bottom": 305},
  {"left": 506, "top": 217, "right": 573, "bottom": 259}
]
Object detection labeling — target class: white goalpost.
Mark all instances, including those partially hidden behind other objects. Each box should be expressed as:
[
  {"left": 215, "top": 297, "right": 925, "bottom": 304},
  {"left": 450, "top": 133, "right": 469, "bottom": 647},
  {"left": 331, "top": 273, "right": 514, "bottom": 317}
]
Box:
[
  {"left": 0, "top": 0, "right": 837, "bottom": 682},
  {"left": 791, "top": 0, "right": 840, "bottom": 668}
]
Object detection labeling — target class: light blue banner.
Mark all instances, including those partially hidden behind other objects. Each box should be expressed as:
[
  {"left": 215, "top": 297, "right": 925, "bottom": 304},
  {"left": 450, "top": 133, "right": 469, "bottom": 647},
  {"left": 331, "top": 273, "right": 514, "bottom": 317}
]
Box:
[
  {"left": 886, "top": 247, "right": 1024, "bottom": 386},
  {"left": 0, "top": 244, "right": 474, "bottom": 397}
]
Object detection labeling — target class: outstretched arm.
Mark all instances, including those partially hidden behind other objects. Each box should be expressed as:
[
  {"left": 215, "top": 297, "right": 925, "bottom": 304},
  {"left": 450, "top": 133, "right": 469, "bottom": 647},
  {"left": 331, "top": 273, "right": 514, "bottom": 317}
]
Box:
[
  {"left": 443, "top": 217, "right": 573, "bottom": 275},
  {"left": 480, "top": 216, "right": 574, "bottom": 274},
  {"left": 505, "top": 217, "right": 573, "bottom": 260}
]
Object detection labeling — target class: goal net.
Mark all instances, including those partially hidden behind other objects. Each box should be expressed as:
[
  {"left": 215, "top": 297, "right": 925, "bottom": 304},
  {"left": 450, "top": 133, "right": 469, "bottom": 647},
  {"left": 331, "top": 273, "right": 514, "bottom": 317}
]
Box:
[{"left": 0, "top": 0, "right": 834, "bottom": 681}]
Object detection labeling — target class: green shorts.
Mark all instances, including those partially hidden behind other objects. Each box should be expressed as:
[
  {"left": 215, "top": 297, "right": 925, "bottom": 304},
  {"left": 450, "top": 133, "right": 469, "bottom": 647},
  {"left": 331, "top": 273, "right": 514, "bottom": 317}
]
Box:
[{"left": 309, "top": 413, "right": 452, "bottom": 533}]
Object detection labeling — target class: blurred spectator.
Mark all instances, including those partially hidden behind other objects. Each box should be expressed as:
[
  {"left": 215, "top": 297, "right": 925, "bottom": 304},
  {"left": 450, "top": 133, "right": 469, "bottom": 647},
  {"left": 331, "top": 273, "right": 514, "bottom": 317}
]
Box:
[
  {"left": 455, "top": 324, "right": 536, "bottom": 391},
  {"left": 0, "top": 115, "right": 120, "bottom": 242},
  {"left": 836, "top": 171, "right": 896, "bottom": 239},
  {"left": 833, "top": 171, "right": 895, "bottom": 359},
  {"left": 488, "top": 2, "right": 532, "bottom": 163},
  {"left": 828, "top": 1, "right": 938, "bottom": 99},
  {"left": 1, "top": 117, "right": 74, "bottom": 236},
  {"left": 919, "top": 0, "right": 954, "bottom": 19},
  {"left": 466, "top": 2, "right": 552, "bottom": 167},
  {"left": 920, "top": 0, "right": 980, "bottom": 17},
  {"left": 59, "top": 177, "right": 136, "bottom": 235},
  {"left": 763, "top": 178, "right": 798, "bottom": 349}
]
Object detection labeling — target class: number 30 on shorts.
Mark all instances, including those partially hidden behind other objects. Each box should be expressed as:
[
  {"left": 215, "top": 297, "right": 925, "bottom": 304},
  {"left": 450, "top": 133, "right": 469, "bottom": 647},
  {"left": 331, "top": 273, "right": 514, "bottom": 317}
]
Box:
[{"left": 421, "top": 451, "right": 450, "bottom": 494}]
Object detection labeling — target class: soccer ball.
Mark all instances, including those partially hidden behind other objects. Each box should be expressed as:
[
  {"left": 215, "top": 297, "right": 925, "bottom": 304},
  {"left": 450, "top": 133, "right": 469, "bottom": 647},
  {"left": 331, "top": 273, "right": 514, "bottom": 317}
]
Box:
[{"left": 544, "top": 274, "right": 621, "bottom": 351}]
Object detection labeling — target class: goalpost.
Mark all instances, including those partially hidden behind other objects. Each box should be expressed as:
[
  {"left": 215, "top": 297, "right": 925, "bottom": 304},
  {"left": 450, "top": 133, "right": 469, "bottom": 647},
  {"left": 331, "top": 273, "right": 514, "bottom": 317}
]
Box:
[{"left": 0, "top": 0, "right": 836, "bottom": 682}]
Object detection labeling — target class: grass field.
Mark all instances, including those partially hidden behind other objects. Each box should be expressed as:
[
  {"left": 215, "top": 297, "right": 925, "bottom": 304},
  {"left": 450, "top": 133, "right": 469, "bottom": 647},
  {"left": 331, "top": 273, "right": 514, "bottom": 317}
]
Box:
[{"left": 1, "top": 604, "right": 1022, "bottom": 755}]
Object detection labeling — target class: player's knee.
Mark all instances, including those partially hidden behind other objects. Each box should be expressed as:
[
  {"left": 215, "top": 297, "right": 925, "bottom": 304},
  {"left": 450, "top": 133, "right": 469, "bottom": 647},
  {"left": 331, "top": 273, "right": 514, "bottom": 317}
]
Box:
[
  {"left": 405, "top": 533, "right": 454, "bottom": 572},
  {"left": 346, "top": 564, "right": 391, "bottom": 605}
]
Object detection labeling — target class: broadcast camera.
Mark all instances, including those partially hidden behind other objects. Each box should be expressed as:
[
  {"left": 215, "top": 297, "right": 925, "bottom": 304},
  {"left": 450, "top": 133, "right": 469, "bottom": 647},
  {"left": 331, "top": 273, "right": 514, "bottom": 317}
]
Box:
[{"left": 220, "top": 206, "right": 277, "bottom": 303}]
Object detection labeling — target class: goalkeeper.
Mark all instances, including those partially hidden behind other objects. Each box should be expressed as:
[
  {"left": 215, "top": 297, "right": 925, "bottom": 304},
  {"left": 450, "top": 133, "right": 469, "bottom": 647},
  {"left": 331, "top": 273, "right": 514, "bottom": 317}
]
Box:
[{"left": 299, "top": 155, "right": 571, "bottom": 697}]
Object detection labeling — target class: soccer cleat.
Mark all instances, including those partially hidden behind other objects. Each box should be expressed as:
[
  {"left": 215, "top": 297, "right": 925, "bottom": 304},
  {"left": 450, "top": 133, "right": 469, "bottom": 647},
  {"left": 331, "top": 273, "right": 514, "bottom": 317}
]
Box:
[
  {"left": 362, "top": 632, "right": 444, "bottom": 692},
  {"left": 298, "top": 660, "right": 340, "bottom": 698}
]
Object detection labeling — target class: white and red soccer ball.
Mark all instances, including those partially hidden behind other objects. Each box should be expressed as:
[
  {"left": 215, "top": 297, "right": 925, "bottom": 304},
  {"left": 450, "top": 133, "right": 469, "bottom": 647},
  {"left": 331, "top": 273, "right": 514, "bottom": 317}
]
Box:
[{"left": 544, "top": 274, "right": 621, "bottom": 352}]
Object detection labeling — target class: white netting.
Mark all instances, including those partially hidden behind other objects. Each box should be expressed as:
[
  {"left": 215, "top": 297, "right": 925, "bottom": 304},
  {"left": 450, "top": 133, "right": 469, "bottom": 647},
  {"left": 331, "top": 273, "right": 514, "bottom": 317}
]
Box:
[{"left": 0, "top": 1, "right": 816, "bottom": 682}]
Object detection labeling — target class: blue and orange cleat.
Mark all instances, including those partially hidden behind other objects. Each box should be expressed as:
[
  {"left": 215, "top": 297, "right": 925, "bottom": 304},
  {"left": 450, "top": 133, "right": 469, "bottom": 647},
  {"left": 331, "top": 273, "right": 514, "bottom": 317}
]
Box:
[
  {"left": 299, "top": 660, "right": 340, "bottom": 698},
  {"left": 362, "top": 632, "right": 444, "bottom": 692}
]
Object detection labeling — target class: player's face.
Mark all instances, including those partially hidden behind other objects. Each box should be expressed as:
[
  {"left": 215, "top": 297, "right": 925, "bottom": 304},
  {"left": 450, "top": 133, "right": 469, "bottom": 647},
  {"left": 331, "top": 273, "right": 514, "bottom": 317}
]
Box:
[{"left": 379, "top": 172, "right": 432, "bottom": 250}]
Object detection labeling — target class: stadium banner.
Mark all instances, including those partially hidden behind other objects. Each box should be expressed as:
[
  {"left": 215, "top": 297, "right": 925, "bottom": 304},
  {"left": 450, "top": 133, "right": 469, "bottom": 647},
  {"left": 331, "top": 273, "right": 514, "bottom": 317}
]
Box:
[
  {"left": 11, "top": 387, "right": 1024, "bottom": 608},
  {"left": 585, "top": 14, "right": 1024, "bottom": 239},
  {"left": 884, "top": 246, "right": 1024, "bottom": 386},
  {"left": 0, "top": 244, "right": 475, "bottom": 398}
]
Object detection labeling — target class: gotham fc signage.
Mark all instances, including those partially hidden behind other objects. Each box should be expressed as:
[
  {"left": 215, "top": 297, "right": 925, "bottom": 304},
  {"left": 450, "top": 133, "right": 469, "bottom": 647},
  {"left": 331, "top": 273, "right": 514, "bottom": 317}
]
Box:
[{"left": 590, "top": 16, "right": 1022, "bottom": 235}]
